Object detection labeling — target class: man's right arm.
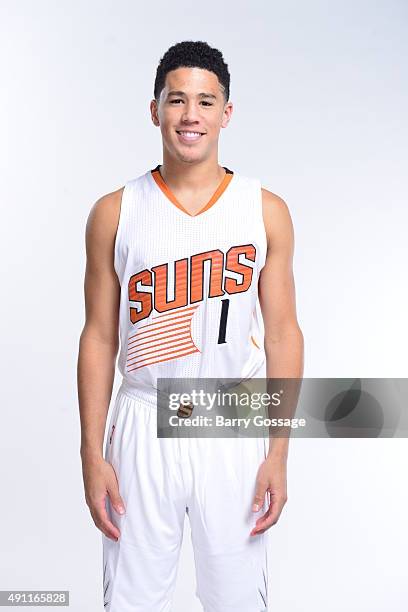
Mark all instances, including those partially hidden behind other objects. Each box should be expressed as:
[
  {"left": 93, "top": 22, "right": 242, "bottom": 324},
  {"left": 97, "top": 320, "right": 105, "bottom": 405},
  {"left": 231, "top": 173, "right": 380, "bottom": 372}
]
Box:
[{"left": 77, "top": 186, "right": 125, "bottom": 540}]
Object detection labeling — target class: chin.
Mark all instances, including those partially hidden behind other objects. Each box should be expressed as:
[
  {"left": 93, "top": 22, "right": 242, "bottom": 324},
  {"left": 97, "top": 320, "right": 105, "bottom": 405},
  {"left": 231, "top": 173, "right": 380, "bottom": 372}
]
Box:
[{"left": 175, "top": 151, "right": 203, "bottom": 164}]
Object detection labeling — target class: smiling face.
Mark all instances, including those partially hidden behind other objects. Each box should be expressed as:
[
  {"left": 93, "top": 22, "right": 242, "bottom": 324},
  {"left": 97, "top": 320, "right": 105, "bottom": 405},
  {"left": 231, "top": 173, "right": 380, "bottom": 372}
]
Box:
[{"left": 151, "top": 66, "right": 233, "bottom": 165}]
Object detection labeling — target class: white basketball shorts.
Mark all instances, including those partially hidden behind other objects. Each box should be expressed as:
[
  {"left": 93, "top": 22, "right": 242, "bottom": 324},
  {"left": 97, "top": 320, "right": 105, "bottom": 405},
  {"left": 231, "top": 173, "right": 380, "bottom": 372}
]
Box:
[{"left": 102, "top": 387, "right": 270, "bottom": 611}]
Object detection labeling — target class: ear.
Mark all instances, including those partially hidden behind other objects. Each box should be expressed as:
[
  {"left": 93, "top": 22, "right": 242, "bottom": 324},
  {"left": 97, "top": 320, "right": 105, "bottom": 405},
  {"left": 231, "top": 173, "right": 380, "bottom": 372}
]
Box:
[
  {"left": 221, "top": 102, "right": 233, "bottom": 128},
  {"left": 150, "top": 99, "right": 160, "bottom": 127}
]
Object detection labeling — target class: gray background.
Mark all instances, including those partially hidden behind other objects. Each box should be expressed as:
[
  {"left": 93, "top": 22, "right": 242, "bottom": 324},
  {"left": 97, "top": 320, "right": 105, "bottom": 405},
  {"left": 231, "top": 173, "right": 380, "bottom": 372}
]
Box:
[{"left": 1, "top": 0, "right": 407, "bottom": 610}]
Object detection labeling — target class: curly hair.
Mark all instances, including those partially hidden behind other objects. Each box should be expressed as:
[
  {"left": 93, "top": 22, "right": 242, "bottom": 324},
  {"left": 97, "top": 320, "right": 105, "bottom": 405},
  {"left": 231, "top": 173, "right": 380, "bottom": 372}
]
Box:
[{"left": 154, "top": 40, "right": 230, "bottom": 103}]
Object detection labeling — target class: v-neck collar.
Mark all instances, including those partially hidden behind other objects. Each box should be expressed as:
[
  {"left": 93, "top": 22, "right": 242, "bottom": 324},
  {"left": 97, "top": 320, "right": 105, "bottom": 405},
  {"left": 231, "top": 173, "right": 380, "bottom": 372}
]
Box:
[{"left": 150, "top": 164, "right": 234, "bottom": 218}]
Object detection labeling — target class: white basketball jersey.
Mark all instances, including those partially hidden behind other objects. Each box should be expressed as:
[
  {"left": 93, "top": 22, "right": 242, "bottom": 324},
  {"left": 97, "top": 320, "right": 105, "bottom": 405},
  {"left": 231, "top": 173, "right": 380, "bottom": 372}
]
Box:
[{"left": 114, "top": 164, "right": 267, "bottom": 402}]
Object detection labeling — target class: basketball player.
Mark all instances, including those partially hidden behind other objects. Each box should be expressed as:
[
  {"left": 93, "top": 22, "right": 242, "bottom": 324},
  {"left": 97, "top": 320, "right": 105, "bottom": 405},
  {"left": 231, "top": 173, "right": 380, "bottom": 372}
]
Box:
[{"left": 78, "top": 41, "right": 304, "bottom": 611}]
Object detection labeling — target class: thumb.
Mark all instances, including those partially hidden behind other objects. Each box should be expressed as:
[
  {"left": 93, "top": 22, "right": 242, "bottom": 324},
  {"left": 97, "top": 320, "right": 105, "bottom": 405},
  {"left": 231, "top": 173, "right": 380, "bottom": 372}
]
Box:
[
  {"left": 252, "top": 480, "right": 267, "bottom": 512},
  {"left": 107, "top": 481, "right": 126, "bottom": 515}
]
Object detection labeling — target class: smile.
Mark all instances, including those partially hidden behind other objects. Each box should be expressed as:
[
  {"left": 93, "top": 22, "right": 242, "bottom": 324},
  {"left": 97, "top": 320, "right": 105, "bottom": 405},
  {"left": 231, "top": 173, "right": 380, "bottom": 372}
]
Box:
[{"left": 176, "top": 131, "right": 205, "bottom": 143}]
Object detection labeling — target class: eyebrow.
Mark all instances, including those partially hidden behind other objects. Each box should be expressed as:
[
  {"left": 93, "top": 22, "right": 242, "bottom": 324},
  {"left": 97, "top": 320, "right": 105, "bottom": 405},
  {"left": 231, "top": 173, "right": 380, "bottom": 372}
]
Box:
[{"left": 166, "top": 90, "right": 217, "bottom": 100}]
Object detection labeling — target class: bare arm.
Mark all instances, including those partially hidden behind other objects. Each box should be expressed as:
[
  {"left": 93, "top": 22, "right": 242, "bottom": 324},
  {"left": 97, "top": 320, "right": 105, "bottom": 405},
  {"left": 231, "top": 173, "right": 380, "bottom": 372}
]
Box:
[
  {"left": 250, "top": 188, "right": 304, "bottom": 536},
  {"left": 258, "top": 188, "right": 304, "bottom": 459},
  {"left": 77, "top": 186, "right": 125, "bottom": 540}
]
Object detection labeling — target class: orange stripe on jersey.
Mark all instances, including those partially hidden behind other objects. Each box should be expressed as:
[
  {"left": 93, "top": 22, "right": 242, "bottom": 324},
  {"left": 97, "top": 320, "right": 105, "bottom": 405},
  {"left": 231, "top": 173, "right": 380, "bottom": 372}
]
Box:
[
  {"left": 130, "top": 321, "right": 193, "bottom": 341},
  {"left": 126, "top": 305, "right": 200, "bottom": 370},
  {"left": 128, "top": 333, "right": 191, "bottom": 356},
  {"left": 129, "top": 337, "right": 194, "bottom": 361},
  {"left": 151, "top": 166, "right": 234, "bottom": 217},
  {"left": 128, "top": 342, "right": 200, "bottom": 369},
  {"left": 132, "top": 306, "right": 199, "bottom": 332},
  {"left": 134, "top": 313, "right": 195, "bottom": 332},
  {"left": 128, "top": 347, "right": 200, "bottom": 371},
  {"left": 251, "top": 335, "right": 260, "bottom": 349},
  {"left": 129, "top": 328, "right": 191, "bottom": 349},
  {"left": 151, "top": 305, "right": 199, "bottom": 319}
]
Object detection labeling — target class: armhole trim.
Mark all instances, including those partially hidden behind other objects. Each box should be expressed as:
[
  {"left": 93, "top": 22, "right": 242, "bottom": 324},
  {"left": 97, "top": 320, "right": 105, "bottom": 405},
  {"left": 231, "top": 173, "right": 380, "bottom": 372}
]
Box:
[
  {"left": 256, "top": 179, "right": 268, "bottom": 271},
  {"left": 113, "top": 182, "right": 130, "bottom": 280}
]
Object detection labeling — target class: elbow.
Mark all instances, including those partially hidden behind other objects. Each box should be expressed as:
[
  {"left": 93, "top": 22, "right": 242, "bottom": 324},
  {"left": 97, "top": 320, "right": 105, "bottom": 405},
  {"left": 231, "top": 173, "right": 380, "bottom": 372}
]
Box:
[
  {"left": 264, "top": 324, "right": 304, "bottom": 351},
  {"left": 79, "top": 326, "right": 120, "bottom": 355}
]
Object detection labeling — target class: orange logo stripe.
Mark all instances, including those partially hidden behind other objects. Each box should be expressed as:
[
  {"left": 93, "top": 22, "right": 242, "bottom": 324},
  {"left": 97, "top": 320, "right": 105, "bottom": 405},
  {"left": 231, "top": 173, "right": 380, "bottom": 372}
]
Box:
[{"left": 126, "top": 305, "right": 200, "bottom": 370}]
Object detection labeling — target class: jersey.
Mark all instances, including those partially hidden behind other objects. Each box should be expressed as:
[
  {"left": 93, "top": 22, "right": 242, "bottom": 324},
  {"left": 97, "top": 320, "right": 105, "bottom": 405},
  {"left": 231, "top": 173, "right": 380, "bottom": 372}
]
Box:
[{"left": 114, "top": 164, "right": 268, "bottom": 403}]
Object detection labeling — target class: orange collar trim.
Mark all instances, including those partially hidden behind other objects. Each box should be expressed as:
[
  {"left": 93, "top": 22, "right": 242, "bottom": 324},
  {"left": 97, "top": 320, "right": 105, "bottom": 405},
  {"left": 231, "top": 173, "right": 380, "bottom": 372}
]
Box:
[{"left": 151, "top": 166, "right": 234, "bottom": 217}]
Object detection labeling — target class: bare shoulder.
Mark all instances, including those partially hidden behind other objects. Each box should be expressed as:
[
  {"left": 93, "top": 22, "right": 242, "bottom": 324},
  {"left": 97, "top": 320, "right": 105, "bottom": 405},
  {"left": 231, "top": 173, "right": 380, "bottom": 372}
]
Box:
[
  {"left": 82, "top": 187, "right": 125, "bottom": 342},
  {"left": 85, "top": 186, "right": 125, "bottom": 251},
  {"left": 261, "top": 187, "right": 291, "bottom": 222},
  {"left": 261, "top": 187, "right": 294, "bottom": 249}
]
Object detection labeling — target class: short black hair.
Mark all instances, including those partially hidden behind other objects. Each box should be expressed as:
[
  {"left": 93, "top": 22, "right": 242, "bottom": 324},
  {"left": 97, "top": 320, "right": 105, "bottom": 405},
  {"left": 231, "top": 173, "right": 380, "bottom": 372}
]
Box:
[{"left": 154, "top": 40, "right": 230, "bottom": 103}]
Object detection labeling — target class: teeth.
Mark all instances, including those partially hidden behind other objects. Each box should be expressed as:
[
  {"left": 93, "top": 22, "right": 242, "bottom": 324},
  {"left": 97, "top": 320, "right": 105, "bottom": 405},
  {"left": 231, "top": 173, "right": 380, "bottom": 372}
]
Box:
[{"left": 178, "top": 131, "right": 202, "bottom": 137}]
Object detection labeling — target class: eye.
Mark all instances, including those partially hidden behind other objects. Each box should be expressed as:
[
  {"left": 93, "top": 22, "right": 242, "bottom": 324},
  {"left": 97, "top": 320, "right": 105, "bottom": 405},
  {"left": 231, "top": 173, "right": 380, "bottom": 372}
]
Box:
[{"left": 169, "top": 99, "right": 213, "bottom": 106}]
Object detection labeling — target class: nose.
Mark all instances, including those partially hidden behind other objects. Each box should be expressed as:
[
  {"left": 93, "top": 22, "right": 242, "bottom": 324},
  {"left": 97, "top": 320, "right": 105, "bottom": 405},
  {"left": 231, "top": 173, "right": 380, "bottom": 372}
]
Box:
[{"left": 181, "top": 101, "right": 201, "bottom": 123}]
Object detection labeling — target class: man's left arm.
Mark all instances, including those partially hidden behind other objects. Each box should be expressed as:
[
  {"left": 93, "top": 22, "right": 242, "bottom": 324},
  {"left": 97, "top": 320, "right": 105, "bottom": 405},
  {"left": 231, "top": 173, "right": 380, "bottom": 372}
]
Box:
[{"left": 250, "top": 188, "right": 304, "bottom": 535}]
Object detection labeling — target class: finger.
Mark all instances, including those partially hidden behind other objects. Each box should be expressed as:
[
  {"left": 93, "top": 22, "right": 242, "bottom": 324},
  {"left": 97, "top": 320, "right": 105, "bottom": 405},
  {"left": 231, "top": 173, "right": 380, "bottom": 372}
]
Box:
[
  {"left": 251, "top": 513, "right": 276, "bottom": 536},
  {"left": 91, "top": 496, "right": 121, "bottom": 540},
  {"left": 251, "top": 504, "right": 272, "bottom": 532},
  {"left": 252, "top": 481, "right": 268, "bottom": 512},
  {"left": 106, "top": 465, "right": 126, "bottom": 516},
  {"left": 91, "top": 511, "right": 119, "bottom": 540},
  {"left": 92, "top": 507, "right": 120, "bottom": 540},
  {"left": 107, "top": 486, "right": 126, "bottom": 516},
  {"left": 250, "top": 496, "right": 286, "bottom": 535}
]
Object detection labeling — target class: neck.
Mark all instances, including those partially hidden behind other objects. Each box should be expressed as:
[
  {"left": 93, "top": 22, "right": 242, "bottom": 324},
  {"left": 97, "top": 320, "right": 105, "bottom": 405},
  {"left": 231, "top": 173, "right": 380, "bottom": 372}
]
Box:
[{"left": 159, "top": 154, "right": 225, "bottom": 191}]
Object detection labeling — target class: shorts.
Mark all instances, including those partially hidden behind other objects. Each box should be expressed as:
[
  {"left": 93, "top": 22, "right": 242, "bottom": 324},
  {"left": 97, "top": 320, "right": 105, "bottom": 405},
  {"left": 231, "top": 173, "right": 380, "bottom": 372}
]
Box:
[{"left": 102, "top": 386, "right": 270, "bottom": 611}]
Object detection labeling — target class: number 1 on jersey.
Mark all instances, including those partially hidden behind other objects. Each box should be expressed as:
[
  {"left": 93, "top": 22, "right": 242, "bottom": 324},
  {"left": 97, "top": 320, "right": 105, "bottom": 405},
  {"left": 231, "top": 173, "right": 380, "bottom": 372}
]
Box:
[{"left": 217, "top": 298, "right": 230, "bottom": 344}]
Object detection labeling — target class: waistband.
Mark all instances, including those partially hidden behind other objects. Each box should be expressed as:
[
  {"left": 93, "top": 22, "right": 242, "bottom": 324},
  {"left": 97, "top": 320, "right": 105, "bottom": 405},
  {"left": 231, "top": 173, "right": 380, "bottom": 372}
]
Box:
[
  {"left": 117, "top": 359, "right": 267, "bottom": 410},
  {"left": 117, "top": 380, "right": 161, "bottom": 408}
]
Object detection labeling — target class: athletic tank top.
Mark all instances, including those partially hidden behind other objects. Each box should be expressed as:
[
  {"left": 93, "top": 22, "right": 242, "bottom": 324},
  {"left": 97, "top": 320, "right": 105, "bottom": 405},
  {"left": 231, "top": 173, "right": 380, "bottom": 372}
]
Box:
[{"left": 115, "top": 165, "right": 267, "bottom": 403}]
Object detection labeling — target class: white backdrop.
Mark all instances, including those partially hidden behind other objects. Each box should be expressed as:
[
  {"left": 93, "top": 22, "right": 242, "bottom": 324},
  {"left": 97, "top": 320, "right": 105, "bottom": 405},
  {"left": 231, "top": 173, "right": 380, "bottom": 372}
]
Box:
[{"left": 1, "top": 1, "right": 407, "bottom": 610}]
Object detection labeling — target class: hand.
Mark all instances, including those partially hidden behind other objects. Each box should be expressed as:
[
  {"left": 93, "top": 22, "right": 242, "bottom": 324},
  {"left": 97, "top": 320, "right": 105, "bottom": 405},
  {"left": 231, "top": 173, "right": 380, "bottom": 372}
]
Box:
[
  {"left": 81, "top": 454, "right": 126, "bottom": 541},
  {"left": 250, "top": 455, "right": 288, "bottom": 536}
]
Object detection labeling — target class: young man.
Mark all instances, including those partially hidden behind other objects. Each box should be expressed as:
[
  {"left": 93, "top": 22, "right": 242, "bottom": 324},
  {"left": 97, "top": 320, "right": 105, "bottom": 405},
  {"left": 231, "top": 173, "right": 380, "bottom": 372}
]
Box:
[{"left": 78, "top": 41, "right": 304, "bottom": 611}]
